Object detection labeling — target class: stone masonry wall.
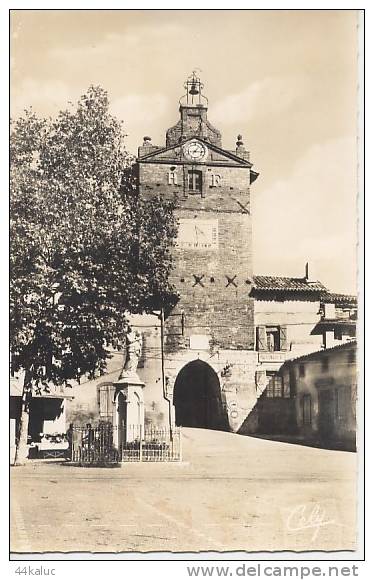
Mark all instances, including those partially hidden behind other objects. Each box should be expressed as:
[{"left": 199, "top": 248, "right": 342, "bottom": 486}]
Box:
[{"left": 138, "top": 158, "right": 258, "bottom": 431}]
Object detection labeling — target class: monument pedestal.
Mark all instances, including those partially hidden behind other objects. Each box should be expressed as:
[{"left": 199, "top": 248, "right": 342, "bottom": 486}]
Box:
[{"left": 113, "top": 375, "right": 145, "bottom": 447}]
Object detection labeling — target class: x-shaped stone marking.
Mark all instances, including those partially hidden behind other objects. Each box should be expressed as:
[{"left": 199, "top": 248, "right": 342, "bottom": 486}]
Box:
[
  {"left": 193, "top": 274, "right": 205, "bottom": 287},
  {"left": 235, "top": 198, "right": 251, "bottom": 215},
  {"left": 226, "top": 275, "right": 238, "bottom": 288}
]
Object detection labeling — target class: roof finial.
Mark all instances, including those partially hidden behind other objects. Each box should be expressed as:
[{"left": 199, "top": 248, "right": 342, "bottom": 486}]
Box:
[{"left": 236, "top": 134, "right": 244, "bottom": 147}]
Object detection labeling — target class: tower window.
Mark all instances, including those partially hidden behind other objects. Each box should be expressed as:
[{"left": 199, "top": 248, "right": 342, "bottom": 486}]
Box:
[{"left": 188, "top": 170, "right": 202, "bottom": 193}]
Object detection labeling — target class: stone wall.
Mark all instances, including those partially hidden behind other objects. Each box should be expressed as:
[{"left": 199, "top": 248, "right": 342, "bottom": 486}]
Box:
[
  {"left": 137, "top": 151, "right": 258, "bottom": 432},
  {"left": 166, "top": 105, "right": 222, "bottom": 148},
  {"left": 163, "top": 348, "right": 259, "bottom": 433}
]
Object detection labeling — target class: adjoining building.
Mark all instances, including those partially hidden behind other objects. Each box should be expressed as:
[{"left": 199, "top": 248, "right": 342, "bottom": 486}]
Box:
[
  {"left": 10, "top": 373, "right": 73, "bottom": 461},
  {"left": 312, "top": 292, "right": 357, "bottom": 349},
  {"left": 238, "top": 273, "right": 357, "bottom": 436},
  {"left": 272, "top": 340, "right": 357, "bottom": 450}
]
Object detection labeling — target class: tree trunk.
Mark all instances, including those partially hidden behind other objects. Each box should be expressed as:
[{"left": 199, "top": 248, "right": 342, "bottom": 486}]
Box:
[{"left": 13, "top": 371, "right": 32, "bottom": 466}]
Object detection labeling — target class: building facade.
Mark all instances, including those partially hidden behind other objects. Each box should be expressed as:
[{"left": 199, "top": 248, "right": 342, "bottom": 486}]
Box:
[
  {"left": 136, "top": 72, "right": 261, "bottom": 432},
  {"left": 276, "top": 341, "right": 357, "bottom": 450},
  {"left": 10, "top": 373, "right": 72, "bottom": 460},
  {"left": 66, "top": 73, "right": 357, "bottom": 440},
  {"left": 246, "top": 277, "right": 357, "bottom": 434}
]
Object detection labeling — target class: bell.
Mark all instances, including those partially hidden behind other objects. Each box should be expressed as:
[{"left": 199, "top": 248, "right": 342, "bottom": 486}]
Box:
[{"left": 189, "top": 82, "right": 199, "bottom": 95}]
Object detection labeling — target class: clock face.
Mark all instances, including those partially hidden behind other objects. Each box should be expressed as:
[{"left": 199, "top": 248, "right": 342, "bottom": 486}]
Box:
[{"left": 183, "top": 140, "right": 207, "bottom": 161}]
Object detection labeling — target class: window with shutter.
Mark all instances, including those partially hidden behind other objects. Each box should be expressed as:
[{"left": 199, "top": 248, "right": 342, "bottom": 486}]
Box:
[
  {"left": 256, "top": 326, "right": 267, "bottom": 351},
  {"left": 280, "top": 325, "right": 288, "bottom": 351},
  {"left": 260, "top": 326, "right": 281, "bottom": 351}
]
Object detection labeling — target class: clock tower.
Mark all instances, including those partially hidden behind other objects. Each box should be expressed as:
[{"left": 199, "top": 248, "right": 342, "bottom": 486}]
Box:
[{"left": 137, "top": 72, "right": 259, "bottom": 432}]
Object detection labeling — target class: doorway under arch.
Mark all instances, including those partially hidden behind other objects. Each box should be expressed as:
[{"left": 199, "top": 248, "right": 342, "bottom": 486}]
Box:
[
  {"left": 173, "top": 360, "right": 228, "bottom": 430},
  {"left": 115, "top": 391, "right": 127, "bottom": 450}
]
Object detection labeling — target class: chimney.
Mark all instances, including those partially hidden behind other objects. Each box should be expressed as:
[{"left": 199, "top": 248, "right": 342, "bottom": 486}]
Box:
[
  {"left": 305, "top": 261, "right": 316, "bottom": 282},
  {"left": 138, "top": 136, "right": 159, "bottom": 158},
  {"left": 235, "top": 134, "right": 250, "bottom": 161}
]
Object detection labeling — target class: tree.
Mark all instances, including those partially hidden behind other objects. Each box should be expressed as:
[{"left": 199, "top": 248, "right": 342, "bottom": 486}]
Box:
[{"left": 10, "top": 86, "right": 178, "bottom": 464}]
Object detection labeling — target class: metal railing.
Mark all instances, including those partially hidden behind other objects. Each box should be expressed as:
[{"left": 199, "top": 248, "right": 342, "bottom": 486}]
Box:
[
  {"left": 68, "top": 423, "right": 182, "bottom": 465},
  {"left": 121, "top": 425, "right": 182, "bottom": 462},
  {"left": 69, "top": 423, "right": 119, "bottom": 465}
]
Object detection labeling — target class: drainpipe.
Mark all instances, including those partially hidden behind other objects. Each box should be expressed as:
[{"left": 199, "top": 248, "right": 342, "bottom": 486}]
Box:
[{"left": 159, "top": 308, "right": 173, "bottom": 439}]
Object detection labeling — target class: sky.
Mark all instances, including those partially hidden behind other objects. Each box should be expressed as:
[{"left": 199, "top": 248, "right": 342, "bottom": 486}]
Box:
[{"left": 10, "top": 9, "right": 359, "bottom": 294}]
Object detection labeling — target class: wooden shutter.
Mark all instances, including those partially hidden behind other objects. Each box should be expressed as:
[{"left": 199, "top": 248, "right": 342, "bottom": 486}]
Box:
[
  {"left": 255, "top": 370, "right": 267, "bottom": 392},
  {"left": 182, "top": 165, "right": 188, "bottom": 198},
  {"left": 280, "top": 325, "right": 288, "bottom": 351},
  {"left": 200, "top": 170, "right": 206, "bottom": 198},
  {"left": 256, "top": 326, "right": 267, "bottom": 351},
  {"left": 98, "top": 384, "right": 114, "bottom": 420},
  {"left": 195, "top": 171, "right": 202, "bottom": 192}
]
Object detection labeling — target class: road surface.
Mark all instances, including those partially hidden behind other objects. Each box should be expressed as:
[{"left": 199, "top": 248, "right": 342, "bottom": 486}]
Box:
[{"left": 11, "top": 428, "right": 357, "bottom": 554}]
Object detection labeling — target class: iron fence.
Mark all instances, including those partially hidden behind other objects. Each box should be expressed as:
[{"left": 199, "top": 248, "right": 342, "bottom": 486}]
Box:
[
  {"left": 68, "top": 423, "right": 119, "bottom": 465},
  {"left": 68, "top": 423, "right": 182, "bottom": 465},
  {"left": 121, "top": 425, "right": 182, "bottom": 462}
]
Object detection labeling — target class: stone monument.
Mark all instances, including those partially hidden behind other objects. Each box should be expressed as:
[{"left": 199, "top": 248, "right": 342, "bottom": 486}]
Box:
[{"left": 113, "top": 326, "right": 145, "bottom": 446}]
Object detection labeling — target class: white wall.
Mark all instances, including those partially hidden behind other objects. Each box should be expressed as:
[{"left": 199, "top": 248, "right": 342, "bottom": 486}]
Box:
[{"left": 254, "top": 299, "right": 323, "bottom": 358}]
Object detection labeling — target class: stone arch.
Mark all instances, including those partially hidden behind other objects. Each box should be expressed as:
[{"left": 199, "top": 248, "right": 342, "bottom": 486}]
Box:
[
  {"left": 173, "top": 359, "right": 228, "bottom": 430},
  {"left": 113, "top": 391, "right": 127, "bottom": 450}
]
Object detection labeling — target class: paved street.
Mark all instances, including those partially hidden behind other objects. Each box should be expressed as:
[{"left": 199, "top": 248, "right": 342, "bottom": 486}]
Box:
[{"left": 11, "top": 428, "right": 357, "bottom": 554}]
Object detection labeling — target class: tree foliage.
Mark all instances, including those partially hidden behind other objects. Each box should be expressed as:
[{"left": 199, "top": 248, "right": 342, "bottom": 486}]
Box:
[{"left": 10, "top": 86, "right": 178, "bottom": 392}]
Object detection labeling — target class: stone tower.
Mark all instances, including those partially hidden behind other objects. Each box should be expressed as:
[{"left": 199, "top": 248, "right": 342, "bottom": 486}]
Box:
[{"left": 137, "top": 72, "right": 259, "bottom": 432}]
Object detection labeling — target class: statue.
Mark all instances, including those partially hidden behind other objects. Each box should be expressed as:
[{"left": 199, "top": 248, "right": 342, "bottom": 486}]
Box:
[{"left": 119, "top": 326, "right": 143, "bottom": 379}]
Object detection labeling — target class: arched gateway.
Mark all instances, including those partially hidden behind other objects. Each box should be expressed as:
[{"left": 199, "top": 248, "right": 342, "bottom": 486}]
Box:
[{"left": 173, "top": 360, "right": 228, "bottom": 430}]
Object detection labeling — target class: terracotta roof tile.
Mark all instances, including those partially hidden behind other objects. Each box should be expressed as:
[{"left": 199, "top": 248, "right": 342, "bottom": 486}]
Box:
[
  {"left": 320, "top": 292, "right": 357, "bottom": 304},
  {"left": 252, "top": 275, "right": 327, "bottom": 293}
]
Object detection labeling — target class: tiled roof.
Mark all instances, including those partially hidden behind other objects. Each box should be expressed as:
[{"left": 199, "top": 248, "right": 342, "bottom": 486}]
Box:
[
  {"left": 283, "top": 340, "right": 357, "bottom": 364},
  {"left": 320, "top": 292, "right": 357, "bottom": 304},
  {"left": 252, "top": 275, "right": 327, "bottom": 293},
  {"left": 310, "top": 319, "right": 356, "bottom": 335},
  {"left": 315, "top": 318, "right": 356, "bottom": 325}
]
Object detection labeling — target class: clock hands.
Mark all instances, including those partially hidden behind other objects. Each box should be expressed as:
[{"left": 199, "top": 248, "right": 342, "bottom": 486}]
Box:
[{"left": 184, "top": 141, "right": 206, "bottom": 159}]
